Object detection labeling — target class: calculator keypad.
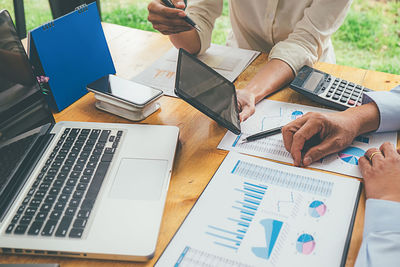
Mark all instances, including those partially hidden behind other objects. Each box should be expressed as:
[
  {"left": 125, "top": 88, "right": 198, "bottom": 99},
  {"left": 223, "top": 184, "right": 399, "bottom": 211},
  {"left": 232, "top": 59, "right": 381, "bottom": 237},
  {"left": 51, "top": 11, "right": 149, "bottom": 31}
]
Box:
[{"left": 322, "top": 77, "right": 371, "bottom": 108}]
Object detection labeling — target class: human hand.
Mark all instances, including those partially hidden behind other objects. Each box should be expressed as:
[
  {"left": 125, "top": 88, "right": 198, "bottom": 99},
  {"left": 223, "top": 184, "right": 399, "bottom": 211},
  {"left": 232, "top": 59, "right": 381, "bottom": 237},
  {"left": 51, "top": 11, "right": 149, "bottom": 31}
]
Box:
[
  {"left": 282, "top": 111, "right": 360, "bottom": 166},
  {"left": 236, "top": 90, "right": 256, "bottom": 122},
  {"left": 282, "top": 102, "right": 380, "bottom": 167},
  {"left": 359, "top": 143, "right": 400, "bottom": 203},
  {"left": 147, "top": 0, "right": 193, "bottom": 35}
]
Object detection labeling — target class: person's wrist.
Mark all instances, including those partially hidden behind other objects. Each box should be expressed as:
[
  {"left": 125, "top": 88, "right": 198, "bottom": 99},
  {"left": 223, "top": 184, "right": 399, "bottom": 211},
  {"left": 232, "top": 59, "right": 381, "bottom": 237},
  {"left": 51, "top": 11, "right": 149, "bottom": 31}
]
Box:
[
  {"left": 352, "top": 102, "right": 380, "bottom": 135},
  {"left": 341, "top": 103, "right": 378, "bottom": 137},
  {"left": 239, "top": 87, "right": 257, "bottom": 102}
]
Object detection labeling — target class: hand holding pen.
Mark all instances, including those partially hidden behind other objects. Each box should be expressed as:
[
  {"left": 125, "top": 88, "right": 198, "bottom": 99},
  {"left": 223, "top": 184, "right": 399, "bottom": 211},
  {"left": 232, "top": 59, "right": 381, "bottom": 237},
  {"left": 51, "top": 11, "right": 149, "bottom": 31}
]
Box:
[{"left": 147, "top": 0, "right": 201, "bottom": 35}]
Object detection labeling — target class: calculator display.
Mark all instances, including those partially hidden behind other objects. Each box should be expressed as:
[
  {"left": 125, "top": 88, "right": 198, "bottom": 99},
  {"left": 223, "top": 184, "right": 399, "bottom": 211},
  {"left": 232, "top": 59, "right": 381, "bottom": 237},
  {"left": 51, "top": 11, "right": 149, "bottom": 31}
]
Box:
[{"left": 303, "top": 72, "right": 324, "bottom": 91}]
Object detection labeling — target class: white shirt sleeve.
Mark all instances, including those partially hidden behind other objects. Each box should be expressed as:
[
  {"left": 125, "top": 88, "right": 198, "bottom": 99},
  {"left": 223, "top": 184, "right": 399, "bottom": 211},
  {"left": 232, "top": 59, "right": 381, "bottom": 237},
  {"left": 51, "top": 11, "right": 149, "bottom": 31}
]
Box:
[
  {"left": 268, "top": 0, "right": 352, "bottom": 74},
  {"left": 363, "top": 85, "right": 400, "bottom": 132},
  {"left": 354, "top": 199, "right": 400, "bottom": 267},
  {"left": 186, "top": 0, "right": 223, "bottom": 55}
]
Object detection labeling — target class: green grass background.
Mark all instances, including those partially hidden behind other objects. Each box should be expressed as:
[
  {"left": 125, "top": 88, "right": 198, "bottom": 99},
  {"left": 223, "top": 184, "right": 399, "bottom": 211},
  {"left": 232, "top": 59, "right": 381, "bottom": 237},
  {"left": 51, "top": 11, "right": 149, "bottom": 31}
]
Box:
[{"left": 1, "top": 0, "right": 399, "bottom": 74}]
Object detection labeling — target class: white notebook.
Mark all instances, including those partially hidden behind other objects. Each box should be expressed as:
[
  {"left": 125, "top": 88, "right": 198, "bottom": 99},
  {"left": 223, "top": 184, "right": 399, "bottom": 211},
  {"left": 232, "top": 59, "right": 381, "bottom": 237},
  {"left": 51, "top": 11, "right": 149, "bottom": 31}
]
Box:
[
  {"left": 131, "top": 44, "right": 260, "bottom": 97},
  {"left": 156, "top": 152, "right": 361, "bottom": 267}
]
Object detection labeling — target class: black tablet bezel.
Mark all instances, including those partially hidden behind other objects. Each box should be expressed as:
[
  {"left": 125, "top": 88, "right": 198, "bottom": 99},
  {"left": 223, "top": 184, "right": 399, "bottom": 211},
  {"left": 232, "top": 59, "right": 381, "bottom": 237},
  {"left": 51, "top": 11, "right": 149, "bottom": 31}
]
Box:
[{"left": 174, "top": 49, "right": 241, "bottom": 135}]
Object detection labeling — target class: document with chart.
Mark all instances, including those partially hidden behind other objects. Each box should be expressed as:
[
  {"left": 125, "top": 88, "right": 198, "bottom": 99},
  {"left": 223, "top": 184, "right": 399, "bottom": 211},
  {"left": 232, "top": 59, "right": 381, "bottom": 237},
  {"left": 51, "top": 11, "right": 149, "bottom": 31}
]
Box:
[
  {"left": 156, "top": 152, "right": 361, "bottom": 267},
  {"left": 218, "top": 100, "right": 398, "bottom": 178},
  {"left": 131, "top": 44, "right": 260, "bottom": 97}
]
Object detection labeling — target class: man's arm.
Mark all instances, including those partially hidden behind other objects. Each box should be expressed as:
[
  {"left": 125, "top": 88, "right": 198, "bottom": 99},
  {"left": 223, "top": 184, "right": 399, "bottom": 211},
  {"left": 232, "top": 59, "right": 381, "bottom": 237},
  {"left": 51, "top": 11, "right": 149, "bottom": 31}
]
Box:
[
  {"left": 354, "top": 200, "right": 400, "bottom": 267},
  {"left": 281, "top": 84, "right": 400, "bottom": 166},
  {"left": 363, "top": 85, "right": 400, "bottom": 132},
  {"left": 282, "top": 102, "right": 380, "bottom": 166},
  {"left": 355, "top": 143, "right": 400, "bottom": 267}
]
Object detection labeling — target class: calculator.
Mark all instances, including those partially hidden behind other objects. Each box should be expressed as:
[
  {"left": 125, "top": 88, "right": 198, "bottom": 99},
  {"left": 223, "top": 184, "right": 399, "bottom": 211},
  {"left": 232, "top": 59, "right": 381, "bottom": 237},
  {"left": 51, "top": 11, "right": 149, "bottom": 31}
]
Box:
[{"left": 289, "top": 65, "right": 373, "bottom": 110}]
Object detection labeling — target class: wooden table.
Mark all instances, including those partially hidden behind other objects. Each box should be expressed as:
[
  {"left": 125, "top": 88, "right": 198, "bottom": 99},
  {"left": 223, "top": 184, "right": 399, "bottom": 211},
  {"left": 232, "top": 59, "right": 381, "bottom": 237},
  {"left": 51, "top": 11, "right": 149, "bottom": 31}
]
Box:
[{"left": 3, "top": 23, "right": 400, "bottom": 267}]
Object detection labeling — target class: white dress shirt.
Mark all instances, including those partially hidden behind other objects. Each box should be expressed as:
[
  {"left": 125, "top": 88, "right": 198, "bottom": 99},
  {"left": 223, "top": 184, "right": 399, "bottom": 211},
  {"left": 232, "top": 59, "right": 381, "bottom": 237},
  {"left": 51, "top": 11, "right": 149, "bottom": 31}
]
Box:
[
  {"left": 186, "top": 0, "right": 352, "bottom": 74},
  {"left": 364, "top": 85, "right": 400, "bottom": 132},
  {"left": 354, "top": 85, "right": 400, "bottom": 267}
]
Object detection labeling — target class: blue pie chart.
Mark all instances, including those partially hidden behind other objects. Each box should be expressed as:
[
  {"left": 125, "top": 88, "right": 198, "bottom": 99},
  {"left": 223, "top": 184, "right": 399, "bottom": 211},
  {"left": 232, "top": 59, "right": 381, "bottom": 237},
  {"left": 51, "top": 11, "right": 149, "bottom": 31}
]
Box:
[{"left": 338, "top": 147, "right": 365, "bottom": 165}]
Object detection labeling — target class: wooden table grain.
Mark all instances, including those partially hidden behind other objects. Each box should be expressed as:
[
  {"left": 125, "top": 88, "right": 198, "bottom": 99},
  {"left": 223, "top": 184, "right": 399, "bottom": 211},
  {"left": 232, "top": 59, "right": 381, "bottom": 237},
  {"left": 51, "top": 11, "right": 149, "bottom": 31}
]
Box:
[{"left": 3, "top": 23, "right": 400, "bottom": 267}]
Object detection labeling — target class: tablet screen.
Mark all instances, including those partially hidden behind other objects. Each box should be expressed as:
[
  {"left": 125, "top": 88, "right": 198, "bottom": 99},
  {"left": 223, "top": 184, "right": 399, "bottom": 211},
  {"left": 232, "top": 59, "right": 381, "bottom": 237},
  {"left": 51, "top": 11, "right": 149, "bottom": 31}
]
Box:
[{"left": 175, "top": 49, "right": 241, "bottom": 135}]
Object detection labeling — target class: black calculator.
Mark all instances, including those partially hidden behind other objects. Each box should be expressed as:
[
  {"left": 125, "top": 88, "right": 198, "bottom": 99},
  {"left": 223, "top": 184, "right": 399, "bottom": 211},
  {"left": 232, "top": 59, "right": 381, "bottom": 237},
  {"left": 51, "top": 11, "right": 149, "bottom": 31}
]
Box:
[{"left": 290, "top": 65, "right": 373, "bottom": 110}]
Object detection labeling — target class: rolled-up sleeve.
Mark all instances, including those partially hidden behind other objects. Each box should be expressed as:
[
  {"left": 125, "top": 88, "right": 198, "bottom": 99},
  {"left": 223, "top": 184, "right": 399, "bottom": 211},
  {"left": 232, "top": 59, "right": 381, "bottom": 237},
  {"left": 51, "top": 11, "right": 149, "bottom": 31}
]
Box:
[
  {"left": 186, "top": 0, "right": 223, "bottom": 54},
  {"left": 363, "top": 85, "right": 400, "bottom": 132},
  {"left": 268, "top": 0, "right": 352, "bottom": 75}
]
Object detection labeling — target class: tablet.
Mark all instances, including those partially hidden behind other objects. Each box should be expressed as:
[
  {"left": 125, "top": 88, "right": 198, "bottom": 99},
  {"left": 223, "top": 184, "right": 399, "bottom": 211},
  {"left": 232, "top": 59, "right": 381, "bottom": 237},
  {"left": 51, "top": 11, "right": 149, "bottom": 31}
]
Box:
[{"left": 175, "top": 49, "right": 241, "bottom": 135}]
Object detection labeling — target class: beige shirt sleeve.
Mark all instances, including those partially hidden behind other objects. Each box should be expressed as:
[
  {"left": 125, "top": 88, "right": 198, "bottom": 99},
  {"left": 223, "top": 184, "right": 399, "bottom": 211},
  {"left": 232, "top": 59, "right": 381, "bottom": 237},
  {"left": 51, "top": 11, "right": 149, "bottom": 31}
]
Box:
[
  {"left": 186, "top": 0, "right": 223, "bottom": 54},
  {"left": 269, "top": 0, "right": 352, "bottom": 74}
]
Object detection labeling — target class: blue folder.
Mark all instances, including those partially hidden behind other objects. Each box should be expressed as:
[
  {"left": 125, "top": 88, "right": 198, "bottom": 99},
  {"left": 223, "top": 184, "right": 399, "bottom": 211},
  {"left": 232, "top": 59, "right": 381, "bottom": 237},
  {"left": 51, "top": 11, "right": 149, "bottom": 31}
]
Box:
[{"left": 29, "top": 2, "right": 115, "bottom": 112}]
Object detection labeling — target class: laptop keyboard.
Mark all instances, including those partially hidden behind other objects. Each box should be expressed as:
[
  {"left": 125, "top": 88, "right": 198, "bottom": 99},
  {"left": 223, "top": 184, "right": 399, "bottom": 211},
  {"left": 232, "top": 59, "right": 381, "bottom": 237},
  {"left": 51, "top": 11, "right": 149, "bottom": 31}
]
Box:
[{"left": 5, "top": 127, "right": 123, "bottom": 238}]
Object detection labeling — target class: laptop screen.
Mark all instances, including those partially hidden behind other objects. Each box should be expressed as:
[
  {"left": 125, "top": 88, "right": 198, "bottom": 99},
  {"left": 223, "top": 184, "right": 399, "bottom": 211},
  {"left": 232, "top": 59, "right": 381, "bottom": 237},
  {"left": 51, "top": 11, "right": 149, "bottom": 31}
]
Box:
[{"left": 0, "top": 10, "right": 53, "bottom": 196}]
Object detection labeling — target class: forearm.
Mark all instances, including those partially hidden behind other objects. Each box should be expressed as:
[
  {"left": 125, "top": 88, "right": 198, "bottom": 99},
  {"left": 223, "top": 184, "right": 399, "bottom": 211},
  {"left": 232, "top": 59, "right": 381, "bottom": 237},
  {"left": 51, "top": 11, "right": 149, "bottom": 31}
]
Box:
[
  {"left": 363, "top": 86, "right": 400, "bottom": 132},
  {"left": 355, "top": 199, "right": 400, "bottom": 267},
  {"left": 342, "top": 102, "right": 380, "bottom": 136},
  {"left": 242, "top": 59, "right": 295, "bottom": 103},
  {"left": 169, "top": 28, "right": 201, "bottom": 54}
]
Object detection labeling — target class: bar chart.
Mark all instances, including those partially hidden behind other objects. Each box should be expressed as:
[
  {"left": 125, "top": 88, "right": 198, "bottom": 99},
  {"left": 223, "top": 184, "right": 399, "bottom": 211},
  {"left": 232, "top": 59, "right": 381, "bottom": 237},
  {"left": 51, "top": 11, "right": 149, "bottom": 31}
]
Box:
[{"left": 206, "top": 181, "right": 268, "bottom": 250}]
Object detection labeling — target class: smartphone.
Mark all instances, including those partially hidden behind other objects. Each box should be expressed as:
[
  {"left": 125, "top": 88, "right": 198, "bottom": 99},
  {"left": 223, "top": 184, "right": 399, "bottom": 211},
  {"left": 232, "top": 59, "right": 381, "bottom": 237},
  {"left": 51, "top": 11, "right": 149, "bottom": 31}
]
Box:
[{"left": 87, "top": 75, "right": 163, "bottom": 108}]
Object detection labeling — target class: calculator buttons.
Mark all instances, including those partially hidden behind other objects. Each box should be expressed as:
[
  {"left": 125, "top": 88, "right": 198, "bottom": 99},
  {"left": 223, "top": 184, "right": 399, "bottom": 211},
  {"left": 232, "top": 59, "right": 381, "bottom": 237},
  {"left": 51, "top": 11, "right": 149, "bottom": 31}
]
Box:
[{"left": 317, "top": 74, "right": 371, "bottom": 109}]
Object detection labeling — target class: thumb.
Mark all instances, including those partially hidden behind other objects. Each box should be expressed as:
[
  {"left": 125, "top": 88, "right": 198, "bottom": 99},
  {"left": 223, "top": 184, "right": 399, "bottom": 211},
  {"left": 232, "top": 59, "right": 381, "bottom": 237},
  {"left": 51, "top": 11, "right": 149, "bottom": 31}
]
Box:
[{"left": 239, "top": 105, "right": 254, "bottom": 122}]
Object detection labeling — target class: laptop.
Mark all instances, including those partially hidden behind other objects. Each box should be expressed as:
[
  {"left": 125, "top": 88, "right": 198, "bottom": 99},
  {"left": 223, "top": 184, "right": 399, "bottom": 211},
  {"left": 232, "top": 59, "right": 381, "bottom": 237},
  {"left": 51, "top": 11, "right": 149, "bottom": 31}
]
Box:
[{"left": 0, "top": 10, "right": 179, "bottom": 261}]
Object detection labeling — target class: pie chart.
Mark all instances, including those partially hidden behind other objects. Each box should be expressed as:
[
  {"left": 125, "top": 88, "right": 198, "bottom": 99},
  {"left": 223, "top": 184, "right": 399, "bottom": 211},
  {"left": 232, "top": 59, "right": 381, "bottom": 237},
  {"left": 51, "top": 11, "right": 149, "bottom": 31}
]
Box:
[
  {"left": 296, "top": 234, "right": 315, "bottom": 255},
  {"left": 291, "top": 110, "right": 304, "bottom": 120},
  {"left": 338, "top": 147, "right": 365, "bottom": 165},
  {"left": 309, "top": 200, "right": 327, "bottom": 218}
]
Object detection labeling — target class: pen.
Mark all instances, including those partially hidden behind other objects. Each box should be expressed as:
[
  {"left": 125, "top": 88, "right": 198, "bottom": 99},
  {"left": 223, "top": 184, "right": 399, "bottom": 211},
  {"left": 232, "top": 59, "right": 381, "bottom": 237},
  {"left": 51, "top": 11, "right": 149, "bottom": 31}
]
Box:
[
  {"left": 241, "top": 126, "right": 283, "bottom": 143},
  {"left": 161, "top": 0, "right": 201, "bottom": 32}
]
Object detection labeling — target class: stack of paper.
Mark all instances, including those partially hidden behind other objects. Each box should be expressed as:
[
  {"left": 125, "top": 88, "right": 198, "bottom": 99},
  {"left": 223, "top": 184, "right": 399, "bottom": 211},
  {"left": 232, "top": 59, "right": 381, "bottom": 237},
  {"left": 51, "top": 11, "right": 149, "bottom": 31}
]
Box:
[
  {"left": 156, "top": 152, "right": 361, "bottom": 267},
  {"left": 131, "top": 44, "right": 260, "bottom": 97}
]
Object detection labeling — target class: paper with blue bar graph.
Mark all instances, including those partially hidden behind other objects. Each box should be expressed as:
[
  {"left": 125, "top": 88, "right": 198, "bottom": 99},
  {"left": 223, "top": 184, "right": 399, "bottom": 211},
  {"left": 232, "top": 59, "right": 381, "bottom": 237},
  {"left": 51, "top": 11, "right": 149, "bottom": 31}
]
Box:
[
  {"left": 156, "top": 152, "right": 360, "bottom": 267},
  {"left": 218, "top": 99, "right": 397, "bottom": 178}
]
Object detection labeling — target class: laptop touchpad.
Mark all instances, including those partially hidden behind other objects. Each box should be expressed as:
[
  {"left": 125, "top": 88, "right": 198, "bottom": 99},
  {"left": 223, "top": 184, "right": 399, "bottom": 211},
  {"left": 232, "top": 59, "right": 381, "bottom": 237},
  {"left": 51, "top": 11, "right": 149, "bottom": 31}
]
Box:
[{"left": 109, "top": 158, "right": 168, "bottom": 201}]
